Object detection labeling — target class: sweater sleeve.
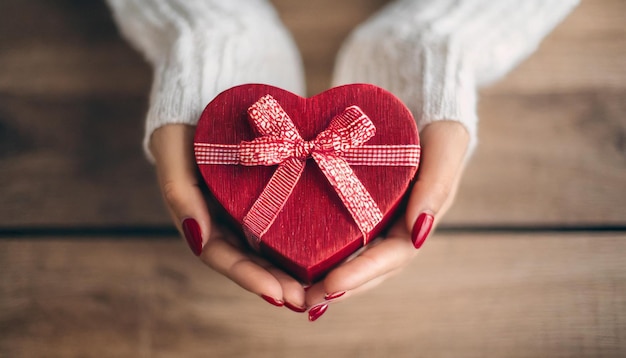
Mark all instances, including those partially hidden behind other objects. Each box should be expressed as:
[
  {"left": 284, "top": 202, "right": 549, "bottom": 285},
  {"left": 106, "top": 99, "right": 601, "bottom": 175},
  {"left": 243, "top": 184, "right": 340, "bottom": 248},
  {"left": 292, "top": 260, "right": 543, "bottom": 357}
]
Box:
[
  {"left": 105, "top": 0, "right": 305, "bottom": 161},
  {"left": 333, "top": 0, "right": 580, "bottom": 154}
]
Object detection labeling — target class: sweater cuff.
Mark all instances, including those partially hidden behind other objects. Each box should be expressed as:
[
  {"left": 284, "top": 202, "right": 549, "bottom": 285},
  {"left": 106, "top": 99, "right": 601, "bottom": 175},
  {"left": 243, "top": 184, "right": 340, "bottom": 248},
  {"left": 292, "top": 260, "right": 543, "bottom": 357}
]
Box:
[
  {"left": 417, "top": 40, "right": 479, "bottom": 156},
  {"left": 143, "top": 24, "right": 304, "bottom": 162},
  {"left": 333, "top": 31, "right": 479, "bottom": 157},
  {"left": 106, "top": 0, "right": 304, "bottom": 162}
]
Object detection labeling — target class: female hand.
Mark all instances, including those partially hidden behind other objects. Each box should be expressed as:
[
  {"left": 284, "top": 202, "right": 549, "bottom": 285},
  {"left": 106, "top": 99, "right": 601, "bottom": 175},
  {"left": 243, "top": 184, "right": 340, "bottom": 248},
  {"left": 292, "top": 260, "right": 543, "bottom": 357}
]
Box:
[
  {"left": 303, "top": 120, "right": 470, "bottom": 321},
  {"left": 150, "top": 124, "right": 308, "bottom": 313}
]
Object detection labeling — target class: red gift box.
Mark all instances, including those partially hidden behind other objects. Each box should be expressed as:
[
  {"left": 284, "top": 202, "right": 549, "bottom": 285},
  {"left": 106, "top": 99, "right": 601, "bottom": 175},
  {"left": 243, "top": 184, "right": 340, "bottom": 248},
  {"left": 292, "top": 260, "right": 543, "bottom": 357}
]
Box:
[{"left": 194, "top": 84, "right": 420, "bottom": 283}]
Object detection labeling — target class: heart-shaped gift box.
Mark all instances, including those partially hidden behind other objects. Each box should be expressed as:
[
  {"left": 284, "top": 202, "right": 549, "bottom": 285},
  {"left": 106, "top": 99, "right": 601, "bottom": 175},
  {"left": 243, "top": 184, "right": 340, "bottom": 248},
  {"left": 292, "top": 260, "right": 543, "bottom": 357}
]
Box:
[{"left": 194, "top": 84, "right": 420, "bottom": 283}]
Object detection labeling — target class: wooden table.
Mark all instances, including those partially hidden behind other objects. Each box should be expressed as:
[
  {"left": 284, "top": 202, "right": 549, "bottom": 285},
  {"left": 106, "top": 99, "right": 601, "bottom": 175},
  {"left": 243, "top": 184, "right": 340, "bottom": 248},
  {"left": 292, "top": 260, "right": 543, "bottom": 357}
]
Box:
[
  {"left": 0, "top": 1, "right": 624, "bottom": 357},
  {"left": 2, "top": 233, "right": 624, "bottom": 357}
]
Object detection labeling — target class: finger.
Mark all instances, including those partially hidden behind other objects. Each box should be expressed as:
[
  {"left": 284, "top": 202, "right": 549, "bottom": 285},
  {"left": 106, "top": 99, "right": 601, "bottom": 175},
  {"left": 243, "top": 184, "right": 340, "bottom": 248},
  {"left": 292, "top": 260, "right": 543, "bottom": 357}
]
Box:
[
  {"left": 265, "top": 267, "right": 307, "bottom": 313},
  {"left": 150, "top": 124, "right": 212, "bottom": 256},
  {"left": 305, "top": 121, "right": 470, "bottom": 318},
  {"left": 305, "top": 223, "right": 414, "bottom": 307},
  {"left": 406, "top": 120, "right": 469, "bottom": 249},
  {"left": 246, "top": 255, "right": 307, "bottom": 312},
  {"left": 202, "top": 231, "right": 308, "bottom": 309},
  {"left": 201, "top": 232, "right": 284, "bottom": 305},
  {"left": 323, "top": 267, "right": 404, "bottom": 302},
  {"left": 306, "top": 264, "right": 404, "bottom": 322},
  {"left": 151, "top": 124, "right": 307, "bottom": 308}
]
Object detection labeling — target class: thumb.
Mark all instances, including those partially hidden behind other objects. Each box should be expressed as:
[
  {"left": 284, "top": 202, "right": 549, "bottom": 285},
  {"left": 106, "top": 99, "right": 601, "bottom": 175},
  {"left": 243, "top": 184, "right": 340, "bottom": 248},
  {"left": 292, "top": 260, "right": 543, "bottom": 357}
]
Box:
[
  {"left": 151, "top": 124, "right": 212, "bottom": 256},
  {"left": 406, "top": 121, "right": 469, "bottom": 249}
]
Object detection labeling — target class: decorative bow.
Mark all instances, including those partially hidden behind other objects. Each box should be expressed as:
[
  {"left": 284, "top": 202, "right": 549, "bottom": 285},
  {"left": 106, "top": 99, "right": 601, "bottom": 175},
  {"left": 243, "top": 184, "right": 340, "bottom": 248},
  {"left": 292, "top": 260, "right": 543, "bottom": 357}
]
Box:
[{"left": 195, "top": 95, "right": 420, "bottom": 246}]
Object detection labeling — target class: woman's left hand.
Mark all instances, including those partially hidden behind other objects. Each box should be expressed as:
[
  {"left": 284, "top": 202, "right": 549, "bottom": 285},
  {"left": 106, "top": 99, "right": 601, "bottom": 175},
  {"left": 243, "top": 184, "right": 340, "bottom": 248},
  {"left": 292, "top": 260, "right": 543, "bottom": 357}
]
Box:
[{"left": 304, "top": 120, "right": 470, "bottom": 321}]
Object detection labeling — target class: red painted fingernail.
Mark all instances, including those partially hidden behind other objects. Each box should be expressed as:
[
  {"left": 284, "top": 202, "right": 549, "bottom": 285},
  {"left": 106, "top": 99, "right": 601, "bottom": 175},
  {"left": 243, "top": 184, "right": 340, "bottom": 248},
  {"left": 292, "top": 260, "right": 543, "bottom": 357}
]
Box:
[
  {"left": 182, "top": 218, "right": 203, "bottom": 256},
  {"left": 260, "top": 295, "right": 284, "bottom": 307},
  {"left": 284, "top": 301, "right": 306, "bottom": 313},
  {"left": 324, "top": 291, "right": 346, "bottom": 300},
  {"left": 303, "top": 285, "right": 312, "bottom": 292},
  {"left": 411, "top": 213, "right": 434, "bottom": 249},
  {"left": 308, "top": 304, "right": 328, "bottom": 322}
]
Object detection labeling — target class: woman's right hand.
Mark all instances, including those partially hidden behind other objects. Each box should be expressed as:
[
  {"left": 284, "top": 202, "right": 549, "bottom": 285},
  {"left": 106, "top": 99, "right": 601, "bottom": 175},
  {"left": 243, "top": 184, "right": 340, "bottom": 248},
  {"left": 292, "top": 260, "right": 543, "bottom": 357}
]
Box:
[{"left": 150, "top": 124, "right": 308, "bottom": 313}]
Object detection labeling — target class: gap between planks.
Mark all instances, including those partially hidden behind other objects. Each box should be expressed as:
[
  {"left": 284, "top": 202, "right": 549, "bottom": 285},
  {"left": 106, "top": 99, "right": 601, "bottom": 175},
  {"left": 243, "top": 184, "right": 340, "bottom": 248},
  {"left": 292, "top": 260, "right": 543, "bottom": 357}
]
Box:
[{"left": 1, "top": 225, "right": 626, "bottom": 239}]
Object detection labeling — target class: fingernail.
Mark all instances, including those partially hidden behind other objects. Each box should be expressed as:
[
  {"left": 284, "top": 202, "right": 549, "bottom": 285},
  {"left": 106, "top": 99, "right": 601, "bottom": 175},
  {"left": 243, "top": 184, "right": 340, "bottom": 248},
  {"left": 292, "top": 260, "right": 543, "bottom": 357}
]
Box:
[
  {"left": 411, "top": 212, "right": 434, "bottom": 249},
  {"left": 182, "top": 218, "right": 203, "bottom": 256},
  {"left": 260, "top": 295, "right": 284, "bottom": 307},
  {"left": 324, "top": 291, "right": 346, "bottom": 301},
  {"left": 284, "top": 301, "right": 306, "bottom": 313},
  {"left": 308, "top": 304, "right": 328, "bottom": 322}
]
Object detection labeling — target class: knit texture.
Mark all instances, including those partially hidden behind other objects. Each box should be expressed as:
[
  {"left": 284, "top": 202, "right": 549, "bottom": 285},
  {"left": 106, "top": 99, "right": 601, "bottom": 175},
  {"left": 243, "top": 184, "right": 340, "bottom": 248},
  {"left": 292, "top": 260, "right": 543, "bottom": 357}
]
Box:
[
  {"left": 333, "top": 0, "right": 579, "bottom": 153},
  {"left": 106, "top": 0, "right": 305, "bottom": 160},
  {"left": 106, "top": 0, "right": 578, "bottom": 160}
]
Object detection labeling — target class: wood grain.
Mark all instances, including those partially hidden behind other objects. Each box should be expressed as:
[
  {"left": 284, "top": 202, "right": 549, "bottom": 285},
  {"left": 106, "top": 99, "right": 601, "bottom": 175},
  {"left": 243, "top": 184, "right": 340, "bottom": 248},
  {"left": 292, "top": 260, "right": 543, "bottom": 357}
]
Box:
[
  {"left": 0, "top": 0, "right": 151, "bottom": 97},
  {"left": 0, "top": 0, "right": 165, "bottom": 227},
  {"left": 1, "top": 233, "right": 624, "bottom": 357},
  {"left": 0, "top": 95, "right": 167, "bottom": 226},
  {"left": 0, "top": 2, "right": 623, "bottom": 357},
  {"left": 443, "top": 0, "right": 626, "bottom": 226},
  {"left": 0, "top": 0, "right": 624, "bottom": 227},
  {"left": 446, "top": 91, "right": 626, "bottom": 226}
]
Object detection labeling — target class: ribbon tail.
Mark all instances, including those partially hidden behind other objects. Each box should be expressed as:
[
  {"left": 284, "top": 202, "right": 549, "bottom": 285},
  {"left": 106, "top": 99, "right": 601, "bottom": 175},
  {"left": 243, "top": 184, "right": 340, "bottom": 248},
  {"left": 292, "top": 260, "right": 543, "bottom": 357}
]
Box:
[
  {"left": 243, "top": 158, "right": 305, "bottom": 248},
  {"left": 313, "top": 153, "right": 383, "bottom": 245}
]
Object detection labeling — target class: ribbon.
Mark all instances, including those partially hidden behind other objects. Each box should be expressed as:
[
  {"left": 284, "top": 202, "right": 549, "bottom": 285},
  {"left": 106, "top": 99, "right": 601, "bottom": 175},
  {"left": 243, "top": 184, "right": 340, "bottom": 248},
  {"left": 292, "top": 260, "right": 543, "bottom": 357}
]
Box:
[{"left": 195, "top": 95, "right": 420, "bottom": 246}]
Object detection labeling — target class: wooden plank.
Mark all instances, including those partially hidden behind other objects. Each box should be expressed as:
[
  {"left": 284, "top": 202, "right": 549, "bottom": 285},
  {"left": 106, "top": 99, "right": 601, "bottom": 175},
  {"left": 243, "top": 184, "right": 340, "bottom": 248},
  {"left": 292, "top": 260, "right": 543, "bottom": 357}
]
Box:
[
  {"left": 0, "top": 0, "right": 152, "bottom": 97},
  {"left": 0, "top": 94, "right": 168, "bottom": 226},
  {"left": 486, "top": 0, "right": 626, "bottom": 95},
  {"left": 0, "top": 0, "right": 164, "bottom": 227},
  {"left": 445, "top": 0, "right": 626, "bottom": 225},
  {"left": 0, "top": 0, "right": 624, "bottom": 228},
  {"left": 445, "top": 91, "right": 626, "bottom": 226},
  {"left": 1, "top": 233, "right": 624, "bottom": 357}
]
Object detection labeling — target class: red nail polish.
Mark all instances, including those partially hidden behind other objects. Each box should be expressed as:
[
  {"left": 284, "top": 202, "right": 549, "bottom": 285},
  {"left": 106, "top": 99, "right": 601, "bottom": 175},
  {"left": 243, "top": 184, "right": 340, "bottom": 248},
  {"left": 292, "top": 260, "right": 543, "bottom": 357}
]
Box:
[
  {"left": 308, "top": 304, "right": 328, "bottom": 322},
  {"left": 324, "top": 291, "right": 346, "bottom": 300},
  {"left": 260, "top": 295, "right": 284, "bottom": 307},
  {"left": 182, "top": 218, "right": 203, "bottom": 256},
  {"left": 411, "top": 213, "right": 434, "bottom": 249},
  {"left": 284, "top": 301, "right": 306, "bottom": 313}
]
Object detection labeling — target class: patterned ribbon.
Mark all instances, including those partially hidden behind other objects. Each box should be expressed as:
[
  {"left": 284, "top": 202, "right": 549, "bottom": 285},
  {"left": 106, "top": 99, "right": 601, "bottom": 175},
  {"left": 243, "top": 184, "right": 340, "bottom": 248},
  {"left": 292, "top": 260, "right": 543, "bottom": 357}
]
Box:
[{"left": 195, "top": 95, "right": 420, "bottom": 246}]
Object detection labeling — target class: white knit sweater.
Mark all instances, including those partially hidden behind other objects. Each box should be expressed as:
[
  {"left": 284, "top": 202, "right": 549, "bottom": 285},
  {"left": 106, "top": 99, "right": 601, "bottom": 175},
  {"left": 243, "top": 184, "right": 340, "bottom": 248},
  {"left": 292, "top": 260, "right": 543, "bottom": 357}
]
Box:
[{"left": 106, "top": 0, "right": 579, "bottom": 160}]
